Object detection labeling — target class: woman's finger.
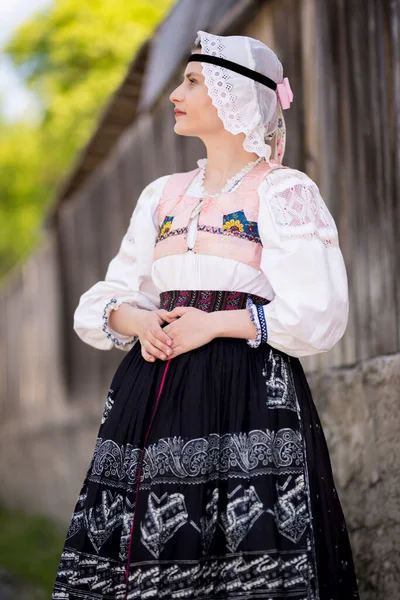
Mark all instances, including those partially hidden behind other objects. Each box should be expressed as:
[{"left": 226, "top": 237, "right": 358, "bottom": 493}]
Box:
[
  {"left": 156, "top": 309, "right": 177, "bottom": 323},
  {"left": 167, "top": 343, "right": 184, "bottom": 359},
  {"left": 141, "top": 345, "right": 156, "bottom": 362},
  {"left": 142, "top": 338, "right": 169, "bottom": 361},
  {"left": 149, "top": 329, "right": 173, "bottom": 355}
]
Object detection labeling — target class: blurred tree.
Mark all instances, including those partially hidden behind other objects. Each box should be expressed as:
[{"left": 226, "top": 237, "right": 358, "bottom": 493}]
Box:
[{"left": 0, "top": 0, "right": 176, "bottom": 283}]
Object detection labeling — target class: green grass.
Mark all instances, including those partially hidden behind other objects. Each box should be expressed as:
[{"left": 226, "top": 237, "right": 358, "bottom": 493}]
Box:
[{"left": 0, "top": 504, "right": 66, "bottom": 597}]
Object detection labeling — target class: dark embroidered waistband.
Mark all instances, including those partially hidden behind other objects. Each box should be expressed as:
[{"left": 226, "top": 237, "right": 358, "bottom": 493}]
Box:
[{"left": 159, "top": 290, "right": 271, "bottom": 313}]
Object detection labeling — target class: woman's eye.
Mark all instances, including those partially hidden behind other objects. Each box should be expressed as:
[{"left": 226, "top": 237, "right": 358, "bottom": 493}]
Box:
[{"left": 189, "top": 78, "right": 196, "bottom": 85}]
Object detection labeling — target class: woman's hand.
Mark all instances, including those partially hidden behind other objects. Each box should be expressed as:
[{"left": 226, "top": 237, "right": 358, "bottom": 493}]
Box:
[
  {"left": 160, "top": 306, "right": 215, "bottom": 359},
  {"left": 137, "top": 309, "right": 179, "bottom": 363}
]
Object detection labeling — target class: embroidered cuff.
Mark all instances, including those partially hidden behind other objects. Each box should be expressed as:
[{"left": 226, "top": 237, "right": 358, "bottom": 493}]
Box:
[
  {"left": 245, "top": 297, "right": 268, "bottom": 348},
  {"left": 256, "top": 303, "right": 268, "bottom": 343},
  {"left": 246, "top": 297, "right": 261, "bottom": 348},
  {"left": 102, "top": 297, "right": 139, "bottom": 350}
]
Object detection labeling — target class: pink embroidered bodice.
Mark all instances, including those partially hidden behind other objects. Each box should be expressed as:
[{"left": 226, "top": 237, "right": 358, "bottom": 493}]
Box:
[{"left": 153, "top": 160, "right": 288, "bottom": 271}]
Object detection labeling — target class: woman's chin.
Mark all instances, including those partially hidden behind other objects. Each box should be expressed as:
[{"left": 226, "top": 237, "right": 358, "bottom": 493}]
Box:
[{"left": 173, "top": 122, "right": 193, "bottom": 135}]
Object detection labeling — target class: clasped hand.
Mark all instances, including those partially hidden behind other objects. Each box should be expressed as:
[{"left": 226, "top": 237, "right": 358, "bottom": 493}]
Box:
[{"left": 140, "top": 307, "right": 215, "bottom": 362}]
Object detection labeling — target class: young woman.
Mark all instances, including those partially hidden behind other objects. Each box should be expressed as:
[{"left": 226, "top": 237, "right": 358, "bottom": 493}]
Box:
[{"left": 53, "top": 30, "right": 360, "bottom": 600}]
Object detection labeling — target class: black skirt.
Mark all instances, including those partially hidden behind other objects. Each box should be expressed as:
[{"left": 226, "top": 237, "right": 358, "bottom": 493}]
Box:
[{"left": 52, "top": 290, "right": 360, "bottom": 600}]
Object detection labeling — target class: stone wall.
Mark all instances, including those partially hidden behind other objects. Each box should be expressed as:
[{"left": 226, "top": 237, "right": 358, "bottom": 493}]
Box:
[{"left": 307, "top": 354, "right": 400, "bottom": 599}]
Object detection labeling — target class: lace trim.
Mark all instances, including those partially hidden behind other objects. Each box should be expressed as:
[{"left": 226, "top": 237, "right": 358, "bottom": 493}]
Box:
[
  {"left": 246, "top": 297, "right": 262, "bottom": 348},
  {"left": 196, "top": 156, "right": 265, "bottom": 197},
  {"left": 265, "top": 170, "right": 340, "bottom": 247},
  {"left": 102, "top": 298, "right": 138, "bottom": 349},
  {"left": 195, "top": 31, "right": 273, "bottom": 160}
]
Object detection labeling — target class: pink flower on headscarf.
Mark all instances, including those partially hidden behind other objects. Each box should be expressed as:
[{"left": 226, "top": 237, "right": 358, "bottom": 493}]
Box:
[{"left": 276, "top": 77, "right": 293, "bottom": 109}]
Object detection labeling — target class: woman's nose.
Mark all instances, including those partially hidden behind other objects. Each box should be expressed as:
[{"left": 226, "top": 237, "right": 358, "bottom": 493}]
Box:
[{"left": 169, "top": 84, "right": 184, "bottom": 104}]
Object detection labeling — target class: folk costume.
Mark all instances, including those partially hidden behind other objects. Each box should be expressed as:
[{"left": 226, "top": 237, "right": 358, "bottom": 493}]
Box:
[{"left": 53, "top": 30, "right": 360, "bottom": 600}]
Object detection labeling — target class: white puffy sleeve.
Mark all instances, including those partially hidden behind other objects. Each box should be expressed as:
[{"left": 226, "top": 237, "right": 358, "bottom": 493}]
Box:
[
  {"left": 73, "top": 174, "right": 170, "bottom": 351},
  {"left": 256, "top": 167, "right": 349, "bottom": 358}
]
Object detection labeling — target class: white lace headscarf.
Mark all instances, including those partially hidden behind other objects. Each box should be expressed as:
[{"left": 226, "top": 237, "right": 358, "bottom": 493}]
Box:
[{"left": 191, "top": 30, "right": 293, "bottom": 163}]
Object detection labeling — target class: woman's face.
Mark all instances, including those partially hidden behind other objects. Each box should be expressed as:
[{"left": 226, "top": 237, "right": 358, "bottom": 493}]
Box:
[{"left": 169, "top": 50, "right": 225, "bottom": 139}]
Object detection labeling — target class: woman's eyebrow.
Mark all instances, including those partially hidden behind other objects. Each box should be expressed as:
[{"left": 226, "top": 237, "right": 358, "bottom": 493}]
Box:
[{"left": 182, "top": 71, "right": 204, "bottom": 79}]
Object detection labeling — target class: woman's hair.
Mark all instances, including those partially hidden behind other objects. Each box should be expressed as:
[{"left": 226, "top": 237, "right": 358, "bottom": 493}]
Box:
[{"left": 191, "top": 39, "right": 202, "bottom": 52}]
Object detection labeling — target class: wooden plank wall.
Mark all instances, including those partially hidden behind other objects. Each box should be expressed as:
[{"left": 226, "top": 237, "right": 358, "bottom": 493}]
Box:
[
  {"left": 0, "top": 233, "right": 72, "bottom": 430},
  {"left": 247, "top": 0, "right": 399, "bottom": 373},
  {"left": 0, "top": 0, "right": 398, "bottom": 423}
]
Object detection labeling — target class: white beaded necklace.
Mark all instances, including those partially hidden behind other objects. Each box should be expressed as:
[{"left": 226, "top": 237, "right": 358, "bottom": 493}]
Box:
[{"left": 197, "top": 156, "right": 265, "bottom": 197}]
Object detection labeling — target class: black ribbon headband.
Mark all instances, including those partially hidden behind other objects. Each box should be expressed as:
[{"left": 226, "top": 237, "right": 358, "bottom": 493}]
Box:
[{"left": 187, "top": 53, "right": 277, "bottom": 91}]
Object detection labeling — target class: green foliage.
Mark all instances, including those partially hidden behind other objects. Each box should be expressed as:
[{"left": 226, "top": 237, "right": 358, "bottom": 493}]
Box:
[
  {"left": 0, "top": 503, "right": 65, "bottom": 595},
  {"left": 0, "top": 0, "right": 176, "bottom": 282}
]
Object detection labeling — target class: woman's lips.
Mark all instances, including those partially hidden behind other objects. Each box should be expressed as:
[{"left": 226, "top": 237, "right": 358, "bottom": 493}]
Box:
[{"left": 175, "top": 111, "right": 186, "bottom": 117}]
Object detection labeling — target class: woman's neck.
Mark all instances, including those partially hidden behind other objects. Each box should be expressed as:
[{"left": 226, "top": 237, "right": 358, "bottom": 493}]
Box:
[{"left": 202, "top": 150, "right": 261, "bottom": 190}]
